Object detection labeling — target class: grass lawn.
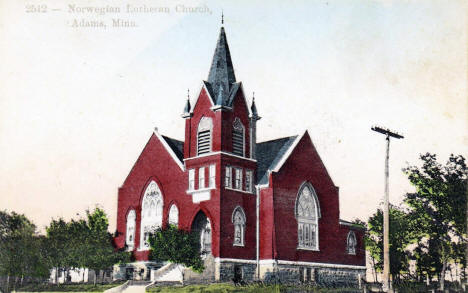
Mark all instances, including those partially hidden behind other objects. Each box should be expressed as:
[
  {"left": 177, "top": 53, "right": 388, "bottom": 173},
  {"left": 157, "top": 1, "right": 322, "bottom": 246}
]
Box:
[
  {"left": 146, "top": 283, "right": 360, "bottom": 293},
  {"left": 16, "top": 281, "right": 126, "bottom": 292}
]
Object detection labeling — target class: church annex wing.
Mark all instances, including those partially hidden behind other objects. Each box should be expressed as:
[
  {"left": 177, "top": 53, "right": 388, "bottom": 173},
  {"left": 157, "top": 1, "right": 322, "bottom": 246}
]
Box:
[{"left": 256, "top": 130, "right": 337, "bottom": 188}]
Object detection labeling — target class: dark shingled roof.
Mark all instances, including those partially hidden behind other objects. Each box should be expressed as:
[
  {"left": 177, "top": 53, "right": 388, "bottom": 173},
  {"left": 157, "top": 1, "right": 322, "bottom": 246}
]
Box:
[
  {"left": 161, "top": 135, "right": 184, "bottom": 162},
  {"left": 160, "top": 134, "right": 298, "bottom": 183},
  {"left": 256, "top": 136, "right": 298, "bottom": 185},
  {"left": 205, "top": 27, "right": 237, "bottom": 106}
]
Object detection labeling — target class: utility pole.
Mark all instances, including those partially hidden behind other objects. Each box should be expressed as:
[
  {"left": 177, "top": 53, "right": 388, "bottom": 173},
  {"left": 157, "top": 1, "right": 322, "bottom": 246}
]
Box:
[
  {"left": 465, "top": 184, "right": 468, "bottom": 288},
  {"left": 371, "top": 126, "right": 404, "bottom": 292}
]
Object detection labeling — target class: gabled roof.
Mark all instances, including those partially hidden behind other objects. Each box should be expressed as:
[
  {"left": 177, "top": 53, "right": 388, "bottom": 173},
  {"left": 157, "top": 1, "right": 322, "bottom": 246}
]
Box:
[
  {"left": 161, "top": 135, "right": 184, "bottom": 162},
  {"left": 339, "top": 219, "right": 366, "bottom": 231},
  {"left": 153, "top": 130, "right": 185, "bottom": 171},
  {"left": 121, "top": 132, "right": 185, "bottom": 187},
  {"left": 205, "top": 26, "right": 238, "bottom": 106},
  {"left": 256, "top": 135, "right": 299, "bottom": 185}
]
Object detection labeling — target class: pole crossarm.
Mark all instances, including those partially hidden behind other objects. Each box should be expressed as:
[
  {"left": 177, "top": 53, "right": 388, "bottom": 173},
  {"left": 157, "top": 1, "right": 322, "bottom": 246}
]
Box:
[{"left": 371, "top": 126, "right": 404, "bottom": 139}]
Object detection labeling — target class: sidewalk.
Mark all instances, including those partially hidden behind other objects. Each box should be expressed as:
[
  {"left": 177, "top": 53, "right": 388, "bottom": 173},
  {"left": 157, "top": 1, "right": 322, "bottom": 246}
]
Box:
[{"left": 119, "top": 285, "right": 147, "bottom": 293}]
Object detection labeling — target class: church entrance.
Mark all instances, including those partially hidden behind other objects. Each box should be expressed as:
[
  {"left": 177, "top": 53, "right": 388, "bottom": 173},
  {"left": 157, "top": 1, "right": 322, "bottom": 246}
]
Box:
[
  {"left": 125, "top": 267, "right": 134, "bottom": 280},
  {"left": 191, "top": 211, "right": 211, "bottom": 255}
]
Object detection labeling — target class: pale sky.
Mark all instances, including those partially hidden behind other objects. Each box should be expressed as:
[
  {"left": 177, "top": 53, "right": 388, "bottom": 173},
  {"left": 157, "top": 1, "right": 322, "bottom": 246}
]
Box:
[{"left": 0, "top": 0, "right": 466, "bottom": 233}]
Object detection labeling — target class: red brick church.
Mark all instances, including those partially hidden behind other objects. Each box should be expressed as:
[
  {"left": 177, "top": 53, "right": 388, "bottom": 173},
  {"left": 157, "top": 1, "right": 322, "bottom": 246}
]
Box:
[{"left": 113, "top": 24, "right": 366, "bottom": 285}]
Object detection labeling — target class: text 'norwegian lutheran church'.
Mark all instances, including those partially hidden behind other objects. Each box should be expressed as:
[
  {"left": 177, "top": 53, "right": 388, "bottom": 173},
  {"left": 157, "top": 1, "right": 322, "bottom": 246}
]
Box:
[{"left": 113, "top": 24, "right": 366, "bottom": 285}]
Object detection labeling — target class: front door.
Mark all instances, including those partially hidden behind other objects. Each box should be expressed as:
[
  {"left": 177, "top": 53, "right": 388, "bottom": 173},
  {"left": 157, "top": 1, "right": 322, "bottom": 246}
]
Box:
[
  {"left": 125, "top": 268, "right": 134, "bottom": 280},
  {"left": 191, "top": 211, "right": 212, "bottom": 255}
]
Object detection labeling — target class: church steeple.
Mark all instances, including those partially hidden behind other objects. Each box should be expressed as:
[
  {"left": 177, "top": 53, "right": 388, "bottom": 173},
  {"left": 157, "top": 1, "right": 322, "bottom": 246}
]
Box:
[{"left": 206, "top": 25, "right": 236, "bottom": 106}]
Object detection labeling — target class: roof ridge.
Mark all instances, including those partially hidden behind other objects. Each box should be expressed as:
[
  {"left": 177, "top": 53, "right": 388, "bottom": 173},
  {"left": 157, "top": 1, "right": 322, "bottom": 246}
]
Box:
[
  {"left": 161, "top": 134, "right": 183, "bottom": 143},
  {"left": 160, "top": 134, "right": 184, "bottom": 163},
  {"left": 256, "top": 135, "right": 299, "bottom": 185},
  {"left": 258, "top": 135, "right": 298, "bottom": 144}
]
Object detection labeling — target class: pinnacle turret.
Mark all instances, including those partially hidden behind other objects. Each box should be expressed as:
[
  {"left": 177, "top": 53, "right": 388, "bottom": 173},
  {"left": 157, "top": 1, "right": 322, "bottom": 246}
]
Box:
[{"left": 251, "top": 95, "right": 259, "bottom": 119}]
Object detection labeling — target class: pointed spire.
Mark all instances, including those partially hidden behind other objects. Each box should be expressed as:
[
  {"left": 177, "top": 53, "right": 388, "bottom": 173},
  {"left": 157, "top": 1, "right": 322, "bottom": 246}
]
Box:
[
  {"left": 183, "top": 89, "right": 191, "bottom": 114},
  {"left": 207, "top": 25, "right": 236, "bottom": 105},
  {"left": 251, "top": 92, "right": 259, "bottom": 118}
]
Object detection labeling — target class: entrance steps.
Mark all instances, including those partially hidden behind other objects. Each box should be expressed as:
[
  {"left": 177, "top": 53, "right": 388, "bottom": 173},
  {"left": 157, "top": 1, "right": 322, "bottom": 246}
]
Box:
[{"left": 151, "top": 263, "right": 184, "bottom": 283}]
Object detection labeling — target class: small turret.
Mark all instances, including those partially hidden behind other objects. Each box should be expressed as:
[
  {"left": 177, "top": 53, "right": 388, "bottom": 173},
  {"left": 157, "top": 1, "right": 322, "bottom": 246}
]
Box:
[
  {"left": 249, "top": 93, "right": 261, "bottom": 159},
  {"left": 251, "top": 96, "right": 259, "bottom": 119},
  {"left": 182, "top": 89, "right": 192, "bottom": 118},
  {"left": 183, "top": 98, "right": 191, "bottom": 114}
]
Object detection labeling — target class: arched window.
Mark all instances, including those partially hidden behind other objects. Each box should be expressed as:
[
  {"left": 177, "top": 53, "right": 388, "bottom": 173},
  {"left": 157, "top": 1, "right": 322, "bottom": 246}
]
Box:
[
  {"left": 140, "top": 181, "right": 163, "bottom": 250},
  {"left": 168, "top": 204, "right": 179, "bottom": 227},
  {"left": 197, "top": 117, "right": 213, "bottom": 155},
  {"left": 347, "top": 231, "right": 357, "bottom": 255},
  {"left": 126, "top": 210, "right": 136, "bottom": 249},
  {"left": 232, "top": 118, "right": 245, "bottom": 157},
  {"left": 295, "top": 183, "right": 320, "bottom": 250},
  {"left": 232, "top": 206, "right": 246, "bottom": 246}
]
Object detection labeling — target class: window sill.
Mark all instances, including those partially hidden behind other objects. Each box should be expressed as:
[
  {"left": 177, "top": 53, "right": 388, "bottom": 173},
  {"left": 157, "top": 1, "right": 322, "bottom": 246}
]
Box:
[
  {"left": 137, "top": 247, "right": 150, "bottom": 252},
  {"left": 297, "top": 247, "right": 320, "bottom": 251},
  {"left": 186, "top": 187, "right": 215, "bottom": 194},
  {"left": 225, "top": 186, "right": 254, "bottom": 194},
  {"left": 233, "top": 243, "right": 245, "bottom": 247}
]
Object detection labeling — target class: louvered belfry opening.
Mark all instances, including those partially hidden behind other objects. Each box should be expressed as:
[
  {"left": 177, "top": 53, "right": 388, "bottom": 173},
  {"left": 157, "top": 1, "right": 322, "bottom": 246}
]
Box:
[
  {"left": 232, "top": 118, "right": 244, "bottom": 156},
  {"left": 198, "top": 130, "right": 211, "bottom": 154},
  {"left": 197, "top": 117, "right": 213, "bottom": 155}
]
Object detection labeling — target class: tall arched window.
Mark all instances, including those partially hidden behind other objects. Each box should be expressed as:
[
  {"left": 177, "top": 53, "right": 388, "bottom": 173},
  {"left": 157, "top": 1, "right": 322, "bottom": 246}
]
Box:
[
  {"left": 347, "top": 231, "right": 357, "bottom": 255},
  {"left": 295, "top": 183, "right": 320, "bottom": 250},
  {"left": 197, "top": 117, "right": 213, "bottom": 155},
  {"left": 126, "top": 210, "right": 136, "bottom": 249},
  {"left": 168, "top": 204, "right": 179, "bottom": 227},
  {"left": 232, "top": 118, "right": 245, "bottom": 157},
  {"left": 232, "top": 206, "right": 246, "bottom": 246},
  {"left": 140, "top": 181, "right": 163, "bottom": 250}
]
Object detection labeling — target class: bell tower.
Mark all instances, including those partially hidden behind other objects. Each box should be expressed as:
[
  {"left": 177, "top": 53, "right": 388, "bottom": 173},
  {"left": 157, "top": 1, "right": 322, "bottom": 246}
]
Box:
[
  {"left": 182, "top": 23, "right": 255, "bottom": 160},
  {"left": 181, "top": 22, "right": 258, "bottom": 261}
]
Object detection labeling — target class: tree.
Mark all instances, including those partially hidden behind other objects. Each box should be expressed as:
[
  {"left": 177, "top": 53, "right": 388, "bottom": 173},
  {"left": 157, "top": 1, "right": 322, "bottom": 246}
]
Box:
[
  {"left": 83, "top": 207, "right": 130, "bottom": 285},
  {"left": 0, "top": 211, "right": 50, "bottom": 292},
  {"left": 403, "top": 153, "right": 467, "bottom": 290},
  {"left": 365, "top": 206, "right": 418, "bottom": 283},
  {"left": 45, "top": 207, "right": 130, "bottom": 286},
  {"left": 66, "top": 219, "right": 89, "bottom": 282},
  {"left": 149, "top": 225, "right": 204, "bottom": 284},
  {"left": 45, "top": 218, "right": 72, "bottom": 285}
]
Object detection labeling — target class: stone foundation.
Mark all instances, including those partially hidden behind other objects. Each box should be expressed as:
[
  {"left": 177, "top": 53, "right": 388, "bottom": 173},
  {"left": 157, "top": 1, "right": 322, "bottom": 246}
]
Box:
[
  {"left": 259, "top": 261, "right": 365, "bottom": 287},
  {"left": 217, "top": 260, "right": 256, "bottom": 282},
  {"left": 182, "top": 255, "right": 216, "bottom": 283},
  {"left": 114, "top": 259, "right": 365, "bottom": 286},
  {"left": 315, "top": 266, "right": 364, "bottom": 287}
]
